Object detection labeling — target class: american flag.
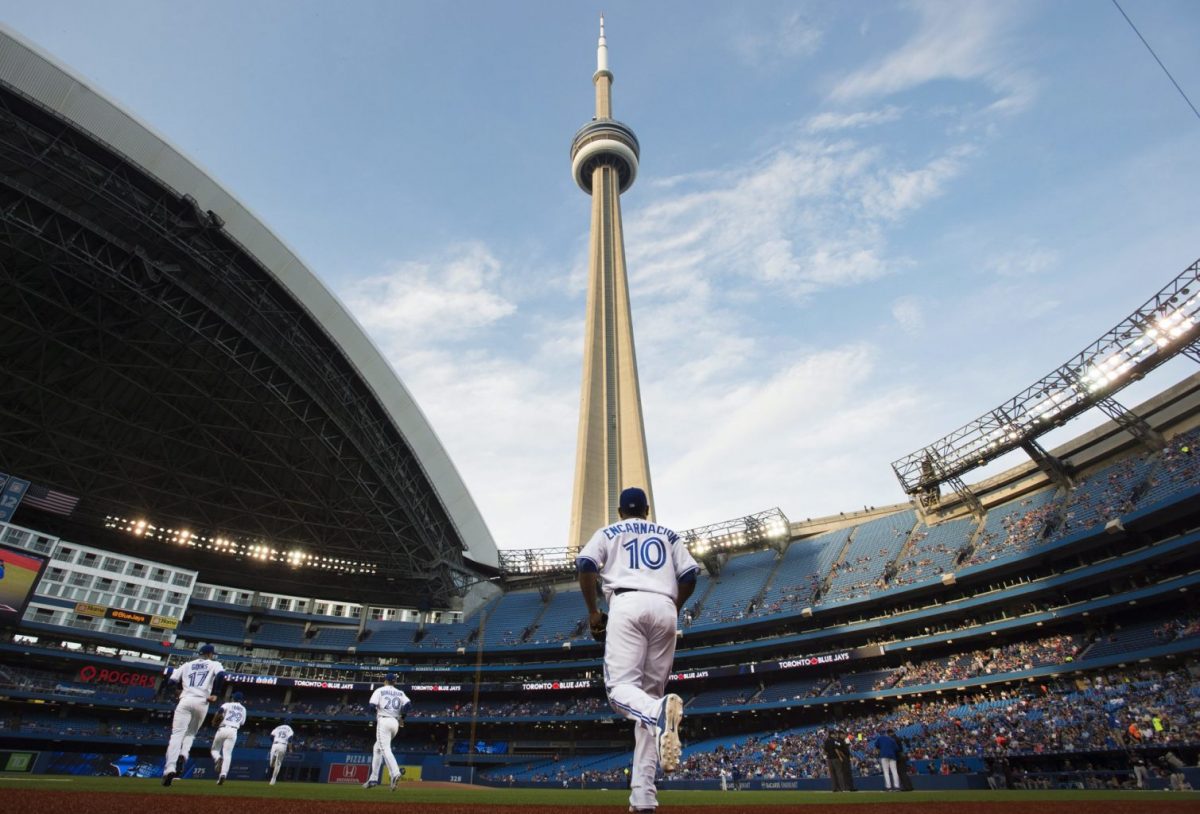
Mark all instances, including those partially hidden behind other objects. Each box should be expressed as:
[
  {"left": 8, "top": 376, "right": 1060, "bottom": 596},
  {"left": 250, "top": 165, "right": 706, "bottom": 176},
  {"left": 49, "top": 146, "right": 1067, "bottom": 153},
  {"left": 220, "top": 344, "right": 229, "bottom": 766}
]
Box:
[{"left": 22, "top": 484, "right": 79, "bottom": 516}]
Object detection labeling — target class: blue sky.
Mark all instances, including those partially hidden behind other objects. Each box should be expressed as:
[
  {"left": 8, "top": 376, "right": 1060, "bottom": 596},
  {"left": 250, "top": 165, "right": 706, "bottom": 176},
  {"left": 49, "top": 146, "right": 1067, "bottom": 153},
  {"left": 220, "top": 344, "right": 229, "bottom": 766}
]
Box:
[{"left": 6, "top": 1, "right": 1200, "bottom": 552}]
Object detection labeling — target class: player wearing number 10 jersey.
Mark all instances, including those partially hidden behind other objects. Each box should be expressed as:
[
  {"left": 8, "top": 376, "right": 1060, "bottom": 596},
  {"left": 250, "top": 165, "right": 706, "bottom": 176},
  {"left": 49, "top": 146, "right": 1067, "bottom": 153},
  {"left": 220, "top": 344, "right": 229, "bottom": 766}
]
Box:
[
  {"left": 577, "top": 486, "right": 700, "bottom": 813},
  {"left": 162, "top": 643, "right": 226, "bottom": 786}
]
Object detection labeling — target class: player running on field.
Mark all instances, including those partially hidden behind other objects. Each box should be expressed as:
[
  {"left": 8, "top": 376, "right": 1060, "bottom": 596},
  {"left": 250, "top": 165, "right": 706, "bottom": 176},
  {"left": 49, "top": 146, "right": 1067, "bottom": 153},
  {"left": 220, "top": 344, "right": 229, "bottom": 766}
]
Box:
[
  {"left": 161, "top": 643, "right": 225, "bottom": 786},
  {"left": 577, "top": 486, "right": 700, "bottom": 814},
  {"left": 267, "top": 718, "right": 295, "bottom": 785},
  {"left": 362, "top": 673, "right": 410, "bottom": 791},
  {"left": 209, "top": 691, "right": 247, "bottom": 785}
]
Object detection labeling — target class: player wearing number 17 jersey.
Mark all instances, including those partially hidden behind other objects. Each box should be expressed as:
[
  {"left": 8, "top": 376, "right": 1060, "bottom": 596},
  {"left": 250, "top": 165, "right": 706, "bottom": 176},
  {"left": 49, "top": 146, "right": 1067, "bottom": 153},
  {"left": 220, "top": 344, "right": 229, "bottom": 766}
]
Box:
[
  {"left": 577, "top": 487, "right": 700, "bottom": 813},
  {"left": 162, "top": 643, "right": 225, "bottom": 786},
  {"left": 363, "top": 673, "right": 410, "bottom": 791}
]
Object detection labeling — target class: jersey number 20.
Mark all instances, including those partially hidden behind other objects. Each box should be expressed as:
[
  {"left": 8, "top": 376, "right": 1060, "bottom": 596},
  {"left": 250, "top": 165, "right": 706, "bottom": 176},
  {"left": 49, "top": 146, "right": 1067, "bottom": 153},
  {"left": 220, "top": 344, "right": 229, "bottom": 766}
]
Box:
[{"left": 622, "top": 537, "right": 666, "bottom": 570}]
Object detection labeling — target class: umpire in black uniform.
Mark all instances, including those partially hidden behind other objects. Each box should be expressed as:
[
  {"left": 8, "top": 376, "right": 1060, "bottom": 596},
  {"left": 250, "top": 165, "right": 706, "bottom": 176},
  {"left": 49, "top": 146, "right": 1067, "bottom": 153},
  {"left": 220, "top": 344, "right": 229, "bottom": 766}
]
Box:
[
  {"left": 823, "top": 729, "right": 846, "bottom": 792},
  {"left": 895, "top": 733, "right": 914, "bottom": 791}
]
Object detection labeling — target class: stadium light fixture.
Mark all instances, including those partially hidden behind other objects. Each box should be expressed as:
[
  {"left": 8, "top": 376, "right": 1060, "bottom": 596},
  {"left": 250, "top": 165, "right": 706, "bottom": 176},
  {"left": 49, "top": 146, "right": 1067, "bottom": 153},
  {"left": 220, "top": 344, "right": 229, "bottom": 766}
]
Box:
[{"left": 893, "top": 257, "right": 1200, "bottom": 494}]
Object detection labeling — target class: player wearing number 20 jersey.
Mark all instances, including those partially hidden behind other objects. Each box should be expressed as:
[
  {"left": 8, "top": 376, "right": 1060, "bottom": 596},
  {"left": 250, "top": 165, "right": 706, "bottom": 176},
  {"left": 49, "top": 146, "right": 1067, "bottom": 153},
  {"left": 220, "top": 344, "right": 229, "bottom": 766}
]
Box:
[
  {"left": 364, "top": 674, "right": 411, "bottom": 791},
  {"left": 577, "top": 487, "right": 699, "bottom": 813}
]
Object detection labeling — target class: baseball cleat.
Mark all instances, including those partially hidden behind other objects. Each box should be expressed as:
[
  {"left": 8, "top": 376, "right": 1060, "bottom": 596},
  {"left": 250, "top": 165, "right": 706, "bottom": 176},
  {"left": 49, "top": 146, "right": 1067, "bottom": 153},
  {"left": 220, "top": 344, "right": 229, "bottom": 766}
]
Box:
[
  {"left": 657, "top": 693, "right": 683, "bottom": 772},
  {"left": 217, "top": 775, "right": 225, "bottom": 786},
  {"left": 176, "top": 756, "right": 185, "bottom": 774},
  {"left": 390, "top": 776, "right": 399, "bottom": 792},
  {"left": 362, "top": 780, "right": 379, "bottom": 789},
  {"left": 213, "top": 757, "right": 222, "bottom": 775},
  {"left": 162, "top": 771, "right": 176, "bottom": 787}
]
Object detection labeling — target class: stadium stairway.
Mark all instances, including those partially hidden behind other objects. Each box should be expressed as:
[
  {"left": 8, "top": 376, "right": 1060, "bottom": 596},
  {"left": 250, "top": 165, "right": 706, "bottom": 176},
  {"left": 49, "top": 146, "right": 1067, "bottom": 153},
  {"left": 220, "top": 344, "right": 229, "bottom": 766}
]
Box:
[
  {"left": 816, "top": 526, "right": 856, "bottom": 599},
  {"left": 745, "top": 549, "right": 788, "bottom": 617}
]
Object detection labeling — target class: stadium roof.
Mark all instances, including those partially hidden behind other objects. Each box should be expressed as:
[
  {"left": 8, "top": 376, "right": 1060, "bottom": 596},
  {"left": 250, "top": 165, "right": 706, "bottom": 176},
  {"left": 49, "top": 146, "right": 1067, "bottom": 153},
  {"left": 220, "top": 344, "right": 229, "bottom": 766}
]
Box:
[{"left": 0, "top": 26, "right": 498, "bottom": 605}]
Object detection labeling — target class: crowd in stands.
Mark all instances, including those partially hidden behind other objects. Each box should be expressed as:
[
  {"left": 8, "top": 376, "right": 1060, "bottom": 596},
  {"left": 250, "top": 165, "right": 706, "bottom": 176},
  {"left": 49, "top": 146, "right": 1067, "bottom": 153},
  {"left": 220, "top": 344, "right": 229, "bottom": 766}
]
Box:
[
  {"left": 870, "top": 634, "right": 1081, "bottom": 692},
  {"left": 668, "top": 665, "right": 1200, "bottom": 784},
  {"left": 966, "top": 498, "right": 1061, "bottom": 567},
  {"left": 1055, "top": 456, "right": 1152, "bottom": 539}
]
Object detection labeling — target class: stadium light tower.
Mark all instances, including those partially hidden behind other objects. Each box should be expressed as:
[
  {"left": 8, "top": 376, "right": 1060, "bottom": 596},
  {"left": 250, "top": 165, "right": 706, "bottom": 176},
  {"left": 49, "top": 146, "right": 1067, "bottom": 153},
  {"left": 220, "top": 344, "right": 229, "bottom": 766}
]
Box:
[{"left": 567, "top": 17, "right": 654, "bottom": 554}]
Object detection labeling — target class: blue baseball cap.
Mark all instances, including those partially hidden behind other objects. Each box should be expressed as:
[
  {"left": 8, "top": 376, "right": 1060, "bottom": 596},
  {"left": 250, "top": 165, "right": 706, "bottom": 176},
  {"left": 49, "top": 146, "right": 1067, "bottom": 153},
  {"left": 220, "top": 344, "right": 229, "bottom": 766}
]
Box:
[
  {"left": 620, "top": 487, "right": 648, "bottom": 514},
  {"left": 199, "top": 644, "right": 216, "bottom": 655},
  {"left": 385, "top": 672, "right": 398, "bottom": 682},
  {"left": 232, "top": 691, "right": 244, "bottom": 702}
]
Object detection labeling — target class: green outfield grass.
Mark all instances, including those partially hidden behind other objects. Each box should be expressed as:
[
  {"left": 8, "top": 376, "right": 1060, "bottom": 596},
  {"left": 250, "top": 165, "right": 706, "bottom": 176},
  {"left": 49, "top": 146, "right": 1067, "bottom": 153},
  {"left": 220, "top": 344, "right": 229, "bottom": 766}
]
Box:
[{"left": 0, "top": 775, "right": 1198, "bottom": 806}]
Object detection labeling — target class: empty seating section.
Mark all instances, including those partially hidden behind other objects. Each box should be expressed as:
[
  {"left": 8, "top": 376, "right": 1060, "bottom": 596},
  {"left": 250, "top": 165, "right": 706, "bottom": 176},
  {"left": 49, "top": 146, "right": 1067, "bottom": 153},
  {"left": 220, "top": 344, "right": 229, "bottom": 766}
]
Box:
[
  {"left": 310, "top": 626, "right": 359, "bottom": 648},
  {"left": 359, "top": 620, "right": 420, "bottom": 650},
  {"left": 1053, "top": 454, "right": 1156, "bottom": 538},
  {"left": 527, "top": 589, "right": 587, "bottom": 644},
  {"left": 750, "top": 532, "right": 837, "bottom": 618},
  {"left": 1138, "top": 427, "right": 1200, "bottom": 507},
  {"left": 821, "top": 510, "right": 916, "bottom": 604},
  {"left": 415, "top": 620, "right": 478, "bottom": 650},
  {"left": 814, "top": 529, "right": 850, "bottom": 585},
  {"left": 690, "top": 548, "right": 778, "bottom": 626},
  {"left": 251, "top": 620, "right": 306, "bottom": 646},
  {"left": 965, "top": 488, "right": 1059, "bottom": 566},
  {"left": 687, "top": 686, "right": 755, "bottom": 708},
  {"left": 756, "top": 676, "right": 827, "bottom": 703},
  {"left": 480, "top": 590, "right": 546, "bottom": 647},
  {"left": 178, "top": 612, "right": 245, "bottom": 641},
  {"left": 1083, "top": 620, "right": 1173, "bottom": 660},
  {"left": 827, "top": 669, "right": 892, "bottom": 694},
  {"left": 890, "top": 515, "right": 977, "bottom": 587}
]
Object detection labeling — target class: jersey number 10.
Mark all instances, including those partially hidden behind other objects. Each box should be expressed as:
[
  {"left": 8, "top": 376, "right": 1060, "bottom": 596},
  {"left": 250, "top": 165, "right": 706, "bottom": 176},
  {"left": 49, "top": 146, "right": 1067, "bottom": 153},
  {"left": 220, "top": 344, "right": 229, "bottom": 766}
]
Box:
[{"left": 622, "top": 537, "right": 666, "bottom": 570}]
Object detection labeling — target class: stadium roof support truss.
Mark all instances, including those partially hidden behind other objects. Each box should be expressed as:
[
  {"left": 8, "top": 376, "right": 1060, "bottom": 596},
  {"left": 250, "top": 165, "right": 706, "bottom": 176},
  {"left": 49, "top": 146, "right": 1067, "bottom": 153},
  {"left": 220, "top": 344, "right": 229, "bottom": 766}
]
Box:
[
  {"left": 497, "top": 508, "right": 790, "bottom": 578},
  {"left": 893, "top": 257, "right": 1200, "bottom": 496}
]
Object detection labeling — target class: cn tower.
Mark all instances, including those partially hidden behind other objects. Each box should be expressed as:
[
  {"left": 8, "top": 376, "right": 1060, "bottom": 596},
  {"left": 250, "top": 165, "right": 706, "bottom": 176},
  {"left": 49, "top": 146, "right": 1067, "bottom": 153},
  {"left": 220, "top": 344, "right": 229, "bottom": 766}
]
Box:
[{"left": 567, "top": 17, "right": 654, "bottom": 553}]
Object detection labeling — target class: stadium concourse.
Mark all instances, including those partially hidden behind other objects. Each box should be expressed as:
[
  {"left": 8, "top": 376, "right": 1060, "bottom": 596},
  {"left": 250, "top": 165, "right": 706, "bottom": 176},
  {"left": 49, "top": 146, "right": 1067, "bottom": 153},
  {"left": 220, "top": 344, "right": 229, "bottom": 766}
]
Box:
[{"left": 3, "top": 19, "right": 1200, "bottom": 808}]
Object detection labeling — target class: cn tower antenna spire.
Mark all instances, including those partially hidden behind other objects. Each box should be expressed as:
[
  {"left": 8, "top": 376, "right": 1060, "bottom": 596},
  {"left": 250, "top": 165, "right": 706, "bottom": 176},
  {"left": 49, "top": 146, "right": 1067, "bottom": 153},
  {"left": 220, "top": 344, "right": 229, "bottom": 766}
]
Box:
[{"left": 597, "top": 15, "right": 608, "bottom": 75}]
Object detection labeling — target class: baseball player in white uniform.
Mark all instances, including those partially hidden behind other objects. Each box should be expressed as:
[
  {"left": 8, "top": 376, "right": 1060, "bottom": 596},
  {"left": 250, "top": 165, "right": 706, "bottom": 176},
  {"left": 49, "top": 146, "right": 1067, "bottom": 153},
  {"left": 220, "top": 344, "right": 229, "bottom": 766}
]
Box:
[
  {"left": 363, "top": 673, "right": 410, "bottom": 791},
  {"left": 267, "top": 719, "right": 295, "bottom": 785},
  {"left": 577, "top": 486, "right": 700, "bottom": 813},
  {"left": 209, "top": 691, "right": 247, "bottom": 785},
  {"left": 161, "top": 643, "right": 225, "bottom": 786}
]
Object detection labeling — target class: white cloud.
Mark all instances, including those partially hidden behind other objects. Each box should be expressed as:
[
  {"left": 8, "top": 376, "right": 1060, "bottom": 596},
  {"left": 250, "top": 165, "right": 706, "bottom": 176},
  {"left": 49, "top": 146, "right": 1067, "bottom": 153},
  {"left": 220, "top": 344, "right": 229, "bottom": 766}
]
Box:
[
  {"left": 342, "top": 243, "right": 515, "bottom": 346},
  {"left": 807, "top": 106, "right": 904, "bottom": 133},
  {"left": 986, "top": 245, "right": 1060, "bottom": 278},
  {"left": 892, "top": 296, "right": 925, "bottom": 334},
  {"left": 830, "top": 0, "right": 1032, "bottom": 114},
  {"left": 648, "top": 343, "right": 922, "bottom": 528},
  {"left": 625, "top": 135, "right": 970, "bottom": 303},
  {"left": 731, "top": 9, "right": 824, "bottom": 69},
  {"left": 860, "top": 146, "right": 973, "bottom": 220}
]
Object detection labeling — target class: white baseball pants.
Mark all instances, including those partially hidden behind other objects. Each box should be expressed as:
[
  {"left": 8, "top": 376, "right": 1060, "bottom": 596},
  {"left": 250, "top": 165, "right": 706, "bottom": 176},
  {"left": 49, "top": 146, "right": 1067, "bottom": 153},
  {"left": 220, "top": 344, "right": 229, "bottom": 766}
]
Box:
[
  {"left": 603, "top": 589, "right": 678, "bottom": 811},
  {"left": 880, "top": 757, "right": 900, "bottom": 789},
  {"left": 369, "top": 717, "right": 400, "bottom": 783},
  {"left": 269, "top": 744, "right": 287, "bottom": 783},
  {"left": 164, "top": 696, "right": 208, "bottom": 774},
  {"left": 210, "top": 726, "right": 237, "bottom": 775}
]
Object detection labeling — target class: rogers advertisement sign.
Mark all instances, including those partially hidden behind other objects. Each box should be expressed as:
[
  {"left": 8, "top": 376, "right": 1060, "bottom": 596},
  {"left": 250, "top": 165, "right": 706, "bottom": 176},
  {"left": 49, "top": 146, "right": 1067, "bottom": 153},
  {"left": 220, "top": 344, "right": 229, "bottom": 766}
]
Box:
[{"left": 77, "top": 664, "right": 157, "bottom": 688}]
